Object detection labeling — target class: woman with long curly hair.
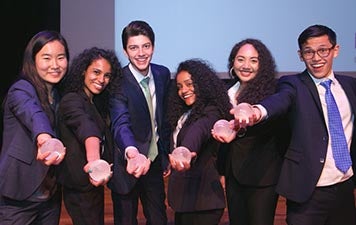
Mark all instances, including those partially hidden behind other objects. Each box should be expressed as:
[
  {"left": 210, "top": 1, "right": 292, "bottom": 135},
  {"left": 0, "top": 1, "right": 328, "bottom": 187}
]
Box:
[
  {"left": 213, "top": 38, "right": 290, "bottom": 225},
  {"left": 57, "top": 47, "right": 122, "bottom": 225},
  {"left": 166, "top": 59, "right": 231, "bottom": 225}
]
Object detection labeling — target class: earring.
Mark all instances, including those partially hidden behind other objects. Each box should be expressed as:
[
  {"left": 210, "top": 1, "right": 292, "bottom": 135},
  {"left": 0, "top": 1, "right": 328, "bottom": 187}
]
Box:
[{"left": 229, "top": 67, "right": 235, "bottom": 79}]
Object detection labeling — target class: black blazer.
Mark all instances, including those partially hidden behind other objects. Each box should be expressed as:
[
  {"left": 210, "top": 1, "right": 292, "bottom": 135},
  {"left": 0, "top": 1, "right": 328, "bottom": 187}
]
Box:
[
  {"left": 168, "top": 105, "right": 226, "bottom": 212},
  {"left": 218, "top": 78, "right": 289, "bottom": 187},
  {"left": 225, "top": 116, "right": 289, "bottom": 186},
  {"left": 57, "top": 90, "right": 110, "bottom": 191},
  {"left": 261, "top": 70, "right": 356, "bottom": 203},
  {"left": 108, "top": 63, "right": 171, "bottom": 194}
]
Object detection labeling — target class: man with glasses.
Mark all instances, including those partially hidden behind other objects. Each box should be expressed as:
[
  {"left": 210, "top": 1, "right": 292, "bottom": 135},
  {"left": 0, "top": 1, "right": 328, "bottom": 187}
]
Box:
[{"left": 233, "top": 24, "right": 356, "bottom": 225}]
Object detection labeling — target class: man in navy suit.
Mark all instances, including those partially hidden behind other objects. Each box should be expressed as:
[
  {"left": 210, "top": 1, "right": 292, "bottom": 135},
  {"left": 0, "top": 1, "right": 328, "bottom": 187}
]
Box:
[
  {"left": 235, "top": 24, "right": 356, "bottom": 225},
  {"left": 109, "top": 20, "right": 171, "bottom": 225}
]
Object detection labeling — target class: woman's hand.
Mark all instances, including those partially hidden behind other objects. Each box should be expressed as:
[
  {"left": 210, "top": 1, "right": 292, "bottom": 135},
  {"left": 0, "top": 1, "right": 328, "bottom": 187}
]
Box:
[
  {"left": 36, "top": 134, "right": 65, "bottom": 166},
  {"left": 84, "top": 161, "right": 113, "bottom": 187},
  {"left": 169, "top": 147, "right": 197, "bottom": 172},
  {"left": 211, "top": 119, "right": 237, "bottom": 143}
]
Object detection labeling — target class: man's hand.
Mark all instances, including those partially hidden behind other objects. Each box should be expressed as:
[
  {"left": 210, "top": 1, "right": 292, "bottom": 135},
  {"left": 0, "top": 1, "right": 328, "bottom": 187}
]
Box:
[{"left": 126, "top": 152, "right": 151, "bottom": 178}]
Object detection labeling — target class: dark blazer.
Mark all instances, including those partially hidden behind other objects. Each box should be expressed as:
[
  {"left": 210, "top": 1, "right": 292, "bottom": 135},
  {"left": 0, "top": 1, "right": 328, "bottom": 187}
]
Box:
[
  {"left": 218, "top": 79, "right": 289, "bottom": 186},
  {"left": 57, "top": 90, "right": 110, "bottom": 191},
  {"left": 108, "top": 63, "right": 171, "bottom": 194},
  {"left": 0, "top": 79, "right": 56, "bottom": 200},
  {"left": 260, "top": 70, "right": 356, "bottom": 203},
  {"left": 225, "top": 116, "right": 289, "bottom": 186},
  {"left": 168, "top": 105, "right": 226, "bottom": 212}
]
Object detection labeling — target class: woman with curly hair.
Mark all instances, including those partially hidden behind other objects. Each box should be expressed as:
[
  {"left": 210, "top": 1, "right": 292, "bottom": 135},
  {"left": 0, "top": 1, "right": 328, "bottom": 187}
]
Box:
[
  {"left": 213, "top": 38, "right": 290, "bottom": 225},
  {"left": 57, "top": 47, "right": 122, "bottom": 225},
  {"left": 166, "top": 59, "right": 231, "bottom": 225}
]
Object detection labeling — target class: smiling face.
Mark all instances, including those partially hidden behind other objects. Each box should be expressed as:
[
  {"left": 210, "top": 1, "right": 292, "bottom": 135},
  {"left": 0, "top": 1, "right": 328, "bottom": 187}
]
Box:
[
  {"left": 176, "top": 70, "right": 196, "bottom": 106},
  {"left": 83, "top": 57, "right": 112, "bottom": 100},
  {"left": 35, "top": 40, "right": 68, "bottom": 85},
  {"left": 232, "top": 43, "right": 259, "bottom": 85},
  {"left": 298, "top": 35, "right": 339, "bottom": 79},
  {"left": 124, "top": 35, "right": 154, "bottom": 76}
]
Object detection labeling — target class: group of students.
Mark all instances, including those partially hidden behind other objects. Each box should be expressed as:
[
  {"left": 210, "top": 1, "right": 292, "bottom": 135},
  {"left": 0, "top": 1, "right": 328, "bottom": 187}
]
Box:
[{"left": 0, "top": 20, "right": 355, "bottom": 225}]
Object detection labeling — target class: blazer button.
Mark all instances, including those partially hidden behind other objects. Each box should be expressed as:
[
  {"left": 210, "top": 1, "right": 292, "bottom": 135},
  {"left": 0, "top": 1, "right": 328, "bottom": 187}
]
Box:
[{"left": 319, "top": 158, "right": 325, "bottom": 163}]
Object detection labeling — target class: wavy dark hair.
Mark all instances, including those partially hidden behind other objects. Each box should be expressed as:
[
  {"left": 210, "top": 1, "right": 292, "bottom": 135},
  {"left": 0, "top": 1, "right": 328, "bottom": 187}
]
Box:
[
  {"left": 61, "top": 47, "right": 122, "bottom": 115},
  {"left": 228, "top": 38, "right": 277, "bottom": 104},
  {"left": 167, "top": 59, "right": 231, "bottom": 128},
  {"left": 20, "top": 30, "right": 69, "bottom": 125},
  {"left": 121, "top": 20, "right": 155, "bottom": 50}
]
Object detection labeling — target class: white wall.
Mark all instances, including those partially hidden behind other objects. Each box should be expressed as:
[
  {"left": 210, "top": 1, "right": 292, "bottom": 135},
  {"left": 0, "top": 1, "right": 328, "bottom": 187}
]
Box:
[
  {"left": 61, "top": 0, "right": 356, "bottom": 77},
  {"left": 115, "top": 0, "right": 356, "bottom": 74}
]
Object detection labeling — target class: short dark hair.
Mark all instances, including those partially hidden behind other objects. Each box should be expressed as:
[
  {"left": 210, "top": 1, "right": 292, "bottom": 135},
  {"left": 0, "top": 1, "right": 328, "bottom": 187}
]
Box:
[
  {"left": 298, "top": 24, "right": 337, "bottom": 49},
  {"left": 121, "top": 20, "right": 155, "bottom": 50}
]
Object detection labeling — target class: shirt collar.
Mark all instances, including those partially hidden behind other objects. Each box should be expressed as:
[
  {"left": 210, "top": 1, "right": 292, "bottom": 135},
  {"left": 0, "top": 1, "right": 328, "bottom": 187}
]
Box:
[
  {"left": 128, "top": 63, "right": 153, "bottom": 83},
  {"left": 308, "top": 70, "right": 336, "bottom": 85}
]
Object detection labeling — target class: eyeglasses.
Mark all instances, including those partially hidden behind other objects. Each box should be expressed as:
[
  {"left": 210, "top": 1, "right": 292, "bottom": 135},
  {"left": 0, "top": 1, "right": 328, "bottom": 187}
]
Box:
[{"left": 301, "top": 46, "right": 334, "bottom": 60}]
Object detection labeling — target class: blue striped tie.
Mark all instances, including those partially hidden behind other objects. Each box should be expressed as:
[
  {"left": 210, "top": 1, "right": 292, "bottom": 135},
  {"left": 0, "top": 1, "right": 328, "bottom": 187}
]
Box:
[{"left": 320, "top": 79, "right": 352, "bottom": 173}]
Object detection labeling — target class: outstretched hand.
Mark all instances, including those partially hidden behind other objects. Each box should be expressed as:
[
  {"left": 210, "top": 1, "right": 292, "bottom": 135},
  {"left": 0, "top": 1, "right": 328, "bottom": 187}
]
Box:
[
  {"left": 169, "top": 148, "right": 196, "bottom": 172},
  {"left": 229, "top": 103, "right": 261, "bottom": 130},
  {"left": 84, "top": 161, "right": 113, "bottom": 187},
  {"left": 211, "top": 119, "right": 237, "bottom": 143},
  {"left": 36, "top": 134, "right": 65, "bottom": 166},
  {"left": 126, "top": 151, "right": 151, "bottom": 178}
]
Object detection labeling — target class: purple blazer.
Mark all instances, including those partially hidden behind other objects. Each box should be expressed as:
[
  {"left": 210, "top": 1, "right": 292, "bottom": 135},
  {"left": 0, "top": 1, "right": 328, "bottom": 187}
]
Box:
[{"left": 0, "top": 79, "right": 56, "bottom": 200}]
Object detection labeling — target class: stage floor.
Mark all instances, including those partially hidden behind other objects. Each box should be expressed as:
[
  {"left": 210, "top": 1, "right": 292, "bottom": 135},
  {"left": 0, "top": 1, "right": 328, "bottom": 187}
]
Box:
[{"left": 59, "top": 179, "right": 356, "bottom": 225}]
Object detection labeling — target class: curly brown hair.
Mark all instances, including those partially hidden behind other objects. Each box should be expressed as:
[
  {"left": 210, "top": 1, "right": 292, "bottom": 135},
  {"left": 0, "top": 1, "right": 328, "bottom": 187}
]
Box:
[
  {"left": 228, "top": 38, "right": 277, "bottom": 104},
  {"left": 60, "top": 47, "right": 122, "bottom": 117},
  {"left": 167, "top": 59, "right": 232, "bottom": 128}
]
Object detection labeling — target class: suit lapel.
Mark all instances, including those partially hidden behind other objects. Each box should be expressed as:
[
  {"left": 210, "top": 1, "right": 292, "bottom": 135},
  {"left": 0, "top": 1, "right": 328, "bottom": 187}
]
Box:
[
  {"left": 299, "top": 70, "right": 324, "bottom": 115},
  {"left": 151, "top": 65, "right": 163, "bottom": 126},
  {"left": 124, "top": 66, "right": 150, "bottom": 115},
  {"left": 336, "top": 75, "right": 356, "bottom": 114},
  {"left": 123, "top": 66, "right": 140, "bottom": 89}
]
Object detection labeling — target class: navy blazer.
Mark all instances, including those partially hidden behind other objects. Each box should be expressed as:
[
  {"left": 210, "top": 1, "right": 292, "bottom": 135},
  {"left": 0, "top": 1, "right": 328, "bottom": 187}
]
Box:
[
  {"left": 108, "top": 63, "right": 171, "bottom": 194},
  {"left": 0, "top": 79, "right": 56, "bottom": 200},
  {"left": 261, "top": 70, "right": 356, "bottom": 203}
]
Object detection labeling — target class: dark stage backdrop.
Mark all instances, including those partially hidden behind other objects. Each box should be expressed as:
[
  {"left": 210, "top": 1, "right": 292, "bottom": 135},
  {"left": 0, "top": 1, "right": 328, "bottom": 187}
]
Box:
[{"left": 0, "top": 0, "right": 60, "bottom": 147}]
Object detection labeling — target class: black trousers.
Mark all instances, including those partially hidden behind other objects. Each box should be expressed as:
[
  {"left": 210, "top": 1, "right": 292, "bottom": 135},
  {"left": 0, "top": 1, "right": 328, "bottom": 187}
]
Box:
[
  {"left": 286, "top": 178, "right": 356, "bottom": 225},
  {"left": 225, "top": 173, "right": 279, "bottom": 225},
  {"left": 111, "top": 158, "right": 167, "bottom": 225},
  {"left": 63, "top": 186, "right": 104, "bottom": 225},
  {"left": 0, "top": 189, "right": 61, "bottom": 225},
  {"left": 174, "top": 208, "right": 224, "bottom": 225}
]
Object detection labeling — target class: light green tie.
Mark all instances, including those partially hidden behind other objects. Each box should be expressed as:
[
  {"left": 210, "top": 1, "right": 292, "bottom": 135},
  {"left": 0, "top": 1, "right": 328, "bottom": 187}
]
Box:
[{"left": 140, "top": 77, "right": 158, "bottom": 161}]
